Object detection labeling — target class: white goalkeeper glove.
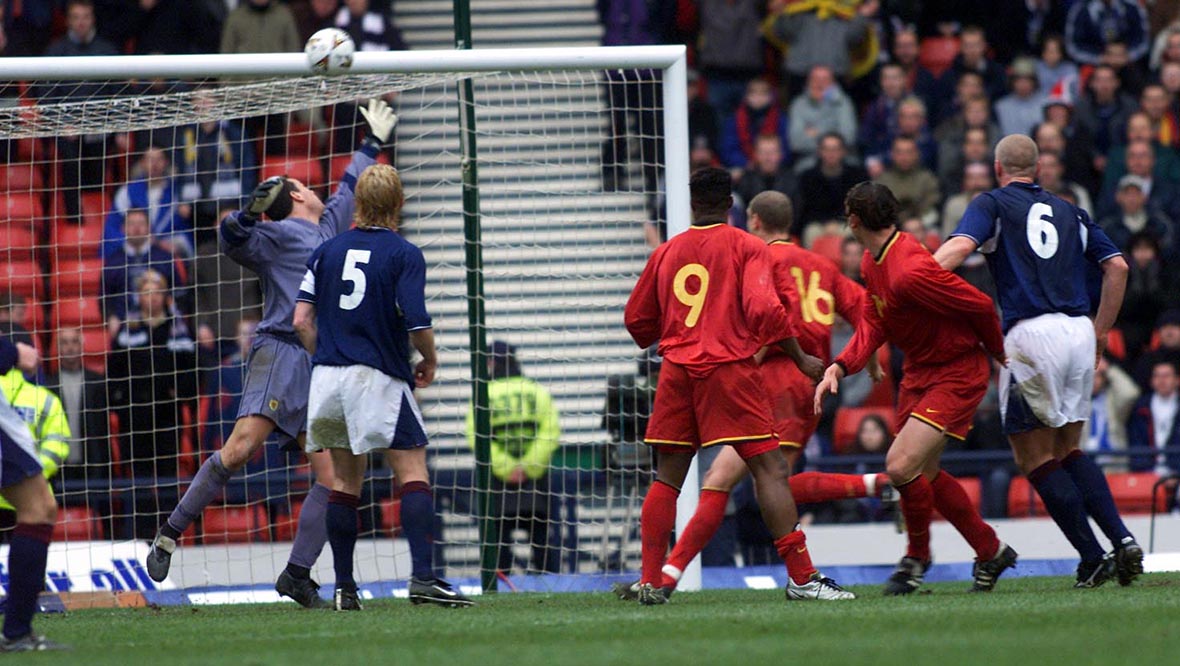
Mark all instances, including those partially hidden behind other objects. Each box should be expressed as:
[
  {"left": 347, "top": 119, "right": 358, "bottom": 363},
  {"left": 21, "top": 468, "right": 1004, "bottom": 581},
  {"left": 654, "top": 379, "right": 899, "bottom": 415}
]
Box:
[{"left": 359, "top": 98, "right": 398, "bottom": 145}]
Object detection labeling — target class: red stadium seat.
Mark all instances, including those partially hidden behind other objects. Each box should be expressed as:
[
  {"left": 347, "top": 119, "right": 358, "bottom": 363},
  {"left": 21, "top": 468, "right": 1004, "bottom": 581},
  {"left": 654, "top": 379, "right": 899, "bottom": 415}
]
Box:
[
  {"left": 832, "top": 406, "right": 895, "bottom": 455},
  {"left": 262, "top": 155, "right": 324, "bottom": 191},
  {"left": 0, "top": 162, "right": 44, "bottom": 191},
  {"left": 328, "top": 152, "right": 391, "bottom": 185},
  {"left": 51, "top": 297, "right": 104, "bottom": 328},
  {"left": 270, "top": 501, "right": 302, "bottom": 542},
  {"left": 1, "top": 192, "right": 43, "bottom": 222},
  {"left": 0, "top": 224, "right": 39, "bottom": 262},
  {"left": 201, "top": 505, "right": 270, "bottom": 545},
  {"left": 1106, "top": 472, "right": 1167, "bottom": 514},
  {"left": 52, "top": 258, "right": 104, "bottom": 297},
  {"left": 808, "top": 234, "right": 843, "bottom": 268},
  {"left": 381, "top": 498, "right": 403, "bottom": 537},
  {"left": 919, "top": 36, "right": 960, "bottom": 78},
  {"left": 1007, "top": 476, "right": 1048, "bottom": 517},
  {"left": 1106, "top": 327, "right": 1127, "bottom": 361},
  {"left": 54, "top": 506, "right": 105, "bottom": 541},
  {"left": 0, "top": 260, "right": 45, "bottom": 300},
  {"left": 286, "top": 120, "right": 315, "bottom": 156},
  {"left": 52, "top": 219, "right": 104, "bottom": 262}
]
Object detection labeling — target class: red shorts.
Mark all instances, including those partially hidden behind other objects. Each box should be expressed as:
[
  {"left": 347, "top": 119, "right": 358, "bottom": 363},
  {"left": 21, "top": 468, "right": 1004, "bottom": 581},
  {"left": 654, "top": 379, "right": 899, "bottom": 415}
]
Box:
[
  {"left": 645, "top": 358, "right": 778, "bottom": 459},
  {"left": 895, "top": 351, "right": 990, "bottom": 440},
  {"left": 760, "top": 355, "right": 819, "bottom": 449}
]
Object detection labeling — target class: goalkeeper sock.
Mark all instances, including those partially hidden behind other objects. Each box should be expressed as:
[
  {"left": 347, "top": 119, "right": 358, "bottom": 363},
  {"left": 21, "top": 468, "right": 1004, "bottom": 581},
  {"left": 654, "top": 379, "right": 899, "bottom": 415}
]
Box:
[
  {"left": 2, "top": 523, "right": 51, "bottom": 641},
  {"left": 896, "top": 474, "right": 934, "bottom": 562},
  {"left": 640, "top": 480, "right": 680, "bottom": 586},
  {"left": 789, "top": 472, "right": 870, "bottom": 503},
  {"left": 398, "top": 481, "right": 436, "bottom": 581},
  {"left": 326, "top": 491, "right": 360, "bottom": 591},
  {"left": 773, "top": 529, "right": 817, "bottom": 585},
  {"left": 930, "top": 470, "right": 1000, "bottom": 561},
  {"left": 286, "top": 483, "right": 330, "bottom": 573},
  {"left": 163, "top": 452, "right": 232, "bottom": 539},
  {"left": 663, "top": 488, "right": 729, "bottom": 584}
]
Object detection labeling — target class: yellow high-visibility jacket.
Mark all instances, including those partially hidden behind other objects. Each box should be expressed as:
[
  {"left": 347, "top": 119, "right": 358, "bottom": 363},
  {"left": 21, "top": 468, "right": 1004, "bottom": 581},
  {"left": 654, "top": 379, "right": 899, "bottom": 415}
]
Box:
[{"left": 0, "top": 368, "right": 71, "bottom": 509}]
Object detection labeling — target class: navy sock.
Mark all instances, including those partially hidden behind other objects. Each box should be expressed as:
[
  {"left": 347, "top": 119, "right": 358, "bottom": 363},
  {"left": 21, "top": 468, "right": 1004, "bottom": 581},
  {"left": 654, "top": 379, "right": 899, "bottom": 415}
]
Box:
[
  {"left": 326, "top": 491, "right": 359, "bottom": 591},
  {"left": 398, "top": 481, "right": 436, "bottom": 580},
  {"left": 1028, "top": 460, "right": 1105, "bottom": 562},
  {"left": 3, "top": 523, "right": 52, "bottom": 640},
  {"left": 163, "top": 452, "right": 232, "bottom": 539},
  {"left": 1061, "top": 449, "right": 1133, "bottom": 545},
  {"left": 286, "top": 483, "right": 330, "bottom": 571}
]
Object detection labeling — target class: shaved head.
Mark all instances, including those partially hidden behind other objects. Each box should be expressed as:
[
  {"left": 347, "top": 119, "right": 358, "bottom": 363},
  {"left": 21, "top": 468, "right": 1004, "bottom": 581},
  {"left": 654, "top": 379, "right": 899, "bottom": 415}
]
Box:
[{"left": 995, "top": 134, "right": 1039, "bottom": 180}]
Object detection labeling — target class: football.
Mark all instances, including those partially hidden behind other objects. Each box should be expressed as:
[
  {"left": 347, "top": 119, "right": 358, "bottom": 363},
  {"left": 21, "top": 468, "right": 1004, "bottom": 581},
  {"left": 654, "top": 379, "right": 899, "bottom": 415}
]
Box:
[{"left": 305, "top": 27, "right": 355, "bottom": 74}]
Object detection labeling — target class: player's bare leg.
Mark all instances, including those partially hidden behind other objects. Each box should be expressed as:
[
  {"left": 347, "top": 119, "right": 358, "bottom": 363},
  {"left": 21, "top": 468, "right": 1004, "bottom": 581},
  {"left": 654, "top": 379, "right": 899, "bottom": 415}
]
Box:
[
  {"left": 0, "top": 474, "right": 66, "bottom": 652},
  {"left": 275, "top": 443, "right": 335, "bottom": 609},
  {"left": 325, "top": 449, "right": 366, "bottom": 611},
  {"left": 637, "top": 449, "right": 694, "bottom": 604},
  {"left": 1052, "top": 422, "right": 1141, "bottom": 585}
]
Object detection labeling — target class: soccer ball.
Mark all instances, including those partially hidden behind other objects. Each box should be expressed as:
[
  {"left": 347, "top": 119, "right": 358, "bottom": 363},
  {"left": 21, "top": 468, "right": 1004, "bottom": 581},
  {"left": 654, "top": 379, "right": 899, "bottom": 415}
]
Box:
[{"left": 305, "top": 28, "right": 355, "bottom": 74}]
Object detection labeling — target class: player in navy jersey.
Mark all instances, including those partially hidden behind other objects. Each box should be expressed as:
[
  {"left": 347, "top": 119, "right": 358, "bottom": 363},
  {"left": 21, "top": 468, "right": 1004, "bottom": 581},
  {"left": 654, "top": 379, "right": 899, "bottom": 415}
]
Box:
[
  {"left": 936, "top": 134, "right": 1141, "bottom": 588},
  {"left": 146, "top": 100, "right": 398, "bottom": 608},
  {"left": 294, "top": 163, "right": 472, "bottom": 610}
]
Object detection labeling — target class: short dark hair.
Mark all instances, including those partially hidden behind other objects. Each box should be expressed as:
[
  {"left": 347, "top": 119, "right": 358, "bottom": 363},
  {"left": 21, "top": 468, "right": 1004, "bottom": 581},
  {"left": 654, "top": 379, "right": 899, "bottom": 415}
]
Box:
[
  {"left": 124, "top": 208, "right": 149, "bottom": 224},
  {"left": 845, "top": 181, "right": 899, "bottom": 231},
  {"left": 818, "top": 131, "right": 846, "bottom": 149},
  {"left": 748, "top": 191, "right": 793, "bottom": 233},
  {"left": 689, "top": 167, "right": 732, "bottom": 213},
  {"left": 265, "top": 177, "right": 297, "bottom": 221}
]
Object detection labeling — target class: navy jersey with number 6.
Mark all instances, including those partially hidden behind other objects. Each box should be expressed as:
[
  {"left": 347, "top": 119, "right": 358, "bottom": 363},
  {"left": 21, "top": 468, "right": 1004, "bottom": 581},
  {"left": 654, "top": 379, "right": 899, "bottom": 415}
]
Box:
[
  {"left": 297, "top": 227, "right": 431, "bottom": 383},
  {"left": 950, "top": 181, "right": 1122, "bottom": 332}
]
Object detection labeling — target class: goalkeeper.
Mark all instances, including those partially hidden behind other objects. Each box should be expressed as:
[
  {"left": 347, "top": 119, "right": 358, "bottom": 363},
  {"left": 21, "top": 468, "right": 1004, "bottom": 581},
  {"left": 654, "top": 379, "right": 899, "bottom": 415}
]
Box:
[
  {"left": 0, "top": 368, "right": 70, "bottom": 530},
  {"left": 146, "top": 99, "right": 398, "bottom": 609}
]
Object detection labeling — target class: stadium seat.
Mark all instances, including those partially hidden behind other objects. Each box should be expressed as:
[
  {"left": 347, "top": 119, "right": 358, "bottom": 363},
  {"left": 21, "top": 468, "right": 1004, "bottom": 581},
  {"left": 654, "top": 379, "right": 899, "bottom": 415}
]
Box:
[
  {"left": 0, "top": 224, "right": 39, "bottom": 262},
  {"left": 380, "top": 497, "right": 402, "bottom": 537},
  {"left": 1, "top": 192, "right": 43, "bottom": 222},
  {"left": 51, "top": 297, "right": 104, "bottom": 328},
  {"left": 51, "top": 258, "right": 104, "bottom": 297},
  {"left": 1106, "top": 327, "right": 1127, "bottom": 361},
  {"left": 54, "top": 505, "right": 104, "bottom": 541},
  {"left": 262, "top": 155, "right": 324, "bottom": 191},
  {"left": 52, "top": 219, "right": 104, "bottom": 262},
  {"left": 0, "top": 260, "right": 45, "bottom": 300},
  {"left": 201, "top": 505, "right": 269, "bottom": 545},
  {"left": 953, "top": 476, "right": 982, "bottom": 512},
  {"left": 328, "top": 152, "right": 391, "bottom": 185},
  {"left": 1007, "top": 476, "right": 1048, "bottom": 517},
  {"left": 286, "top": 120, "right": 315, "bottom": 156},
  {"left": 270, "top": 501, "right": 302, "bottom": 542},
  {"left": 919, "top": 36, "right": 960, "bottom": 78},
  {"left": 808, "top": 233, "right": 843, "bottom": 268},
  {"left": 1105, "top": 472, "right": 1167, "bottom": 514},
  {"left": 0, "top": 162, "right": 44, "bottom": 191},
  {"left": 832, "top": 406, "right": 895, "bottom": 454}
]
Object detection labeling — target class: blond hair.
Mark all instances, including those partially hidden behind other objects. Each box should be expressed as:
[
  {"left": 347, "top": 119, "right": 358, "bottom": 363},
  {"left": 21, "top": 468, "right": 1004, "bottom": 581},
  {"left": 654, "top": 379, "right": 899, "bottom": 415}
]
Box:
[
  {"left": 135, "top": 268, "right": 168, "bottom": 293},
  {"left": 354, "top": 164, "right": 404, "bottom": 230}
]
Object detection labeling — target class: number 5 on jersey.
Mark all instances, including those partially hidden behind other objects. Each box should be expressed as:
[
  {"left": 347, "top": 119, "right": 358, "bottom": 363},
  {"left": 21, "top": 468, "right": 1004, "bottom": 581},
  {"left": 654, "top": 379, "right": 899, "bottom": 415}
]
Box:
[
  {"left": 673, "top": 263, "right": 710, "bottom": 327},
  {"left": 339, "top": 249, "right": 371, "bottom": 310}
]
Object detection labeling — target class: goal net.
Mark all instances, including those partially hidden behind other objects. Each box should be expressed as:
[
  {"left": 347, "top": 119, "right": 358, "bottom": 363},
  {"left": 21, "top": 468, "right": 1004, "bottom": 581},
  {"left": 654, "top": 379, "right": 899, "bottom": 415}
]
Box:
[{"left": 0, "top": 47, "right": 689, "bottom": 603}]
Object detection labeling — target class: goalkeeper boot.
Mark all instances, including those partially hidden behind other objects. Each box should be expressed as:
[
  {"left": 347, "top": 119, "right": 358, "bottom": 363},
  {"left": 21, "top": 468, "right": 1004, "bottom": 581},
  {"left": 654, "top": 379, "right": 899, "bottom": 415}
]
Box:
[
  {"left": 637, "top": 583, "right": 670, "bottom": 606},
  {"left": 333, "top": 587, "right": 363, "bottom": 611},
  {"left": 611, "top": 580, "right": 641, "bottom": 601},
  {"left": 1114, "top": 537, "right": 1144, "bottom": 587},
  {"left": 883, "top": 556, "right": 929, "bottom": 596},
  {"left": 0, "top": 634, "right": 69, "bottom": 653},
  {"left": 275, "top": 570, "right": 328, "bottom": 609},
  {"left": 786, "top": 573, "right": 856, "bottom": 601},
  {"left": 145, "top": 533, "right": 177, "bottom": 583},
  {"left": 969, "top": 543, "right": 1018, "bottom": 593},
  {"left": 1075, "top": 555, "right": 1116, "bottom": 589},
  {"left": 409, "top": 577, "right": 474, "bottom": 608}
]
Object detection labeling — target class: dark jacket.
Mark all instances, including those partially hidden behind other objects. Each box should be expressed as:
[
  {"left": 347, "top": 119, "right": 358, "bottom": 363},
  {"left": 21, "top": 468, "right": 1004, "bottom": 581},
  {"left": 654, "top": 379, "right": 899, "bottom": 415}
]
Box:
[
  {"left": 45, "top": 368, "right": 111, "bottom": 483},
  {"left": 1127, "top": 393, "right": 1180, "bottom": 472}
]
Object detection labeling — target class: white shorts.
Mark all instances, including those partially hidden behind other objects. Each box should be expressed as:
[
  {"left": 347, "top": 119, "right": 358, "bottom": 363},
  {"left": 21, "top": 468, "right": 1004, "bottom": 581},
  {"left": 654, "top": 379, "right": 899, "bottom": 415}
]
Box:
[
  {"left": 999, "top": 313, "right": 1094, "bottom": 435},
  {"left": 306, "top": 365, "right": 428, "bottom": 455}
]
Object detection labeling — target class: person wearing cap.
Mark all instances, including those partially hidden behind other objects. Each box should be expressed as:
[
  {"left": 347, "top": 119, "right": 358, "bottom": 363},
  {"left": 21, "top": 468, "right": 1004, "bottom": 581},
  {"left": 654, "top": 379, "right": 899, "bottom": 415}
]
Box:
[
  {"left": 467, "top": 340, "right": 562, "bottom": 574},
  {"left": 1099, "top": 174, "right": 1174, "bottom": 252},
  {"left": 1133, "top": 310, "right": 1180, "bottom": 390},
  {"left": 995, "top": 58, "right": 1046, "bottom": 137}
]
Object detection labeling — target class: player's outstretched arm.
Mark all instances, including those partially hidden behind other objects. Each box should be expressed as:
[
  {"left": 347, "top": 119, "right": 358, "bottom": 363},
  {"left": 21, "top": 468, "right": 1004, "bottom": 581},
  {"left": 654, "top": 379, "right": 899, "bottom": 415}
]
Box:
[
  {"left": 933, "top": 235, "right": 979, "bottom": 272},
  {"left": 293, "top": 301, "right": 317, "bottom": 354}
]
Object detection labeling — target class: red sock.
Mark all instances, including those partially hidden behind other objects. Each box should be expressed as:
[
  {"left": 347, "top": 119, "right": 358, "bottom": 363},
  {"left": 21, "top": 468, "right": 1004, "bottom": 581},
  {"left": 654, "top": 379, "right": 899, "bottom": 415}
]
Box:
[
  {"left": 896, "top": 474, "right": 934, "bottom": 562},
  {"left": 774, "top": 530, "right": 818, "bottom": 585},
  {"left": 640, "top": 480, "right": 680, "bottom": 585},
  {"left": 664, "top": 489, "right": 729, "bottom": 584},
  {"left": 931, "top": 470, "right": 1000, "bottom": 561},
  {"left": 789, "top": 472, "right": 868, "bottom": 503}
]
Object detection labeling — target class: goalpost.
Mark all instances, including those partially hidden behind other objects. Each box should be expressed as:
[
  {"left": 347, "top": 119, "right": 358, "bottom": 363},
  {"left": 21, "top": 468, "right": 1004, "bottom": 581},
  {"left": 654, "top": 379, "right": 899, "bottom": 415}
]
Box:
[{"left": 0, "top": 45, "right": 699, "bottom": 603}]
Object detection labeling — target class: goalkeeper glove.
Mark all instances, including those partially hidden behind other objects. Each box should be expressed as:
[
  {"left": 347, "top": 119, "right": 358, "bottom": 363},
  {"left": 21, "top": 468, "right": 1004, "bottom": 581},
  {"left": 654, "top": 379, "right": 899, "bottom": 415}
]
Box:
[
  {"left": 359, "top": 97, "right": 398, "bottom": 145},
  {"left": 240, "top": 175, "right": 285, "bottom": 224}
]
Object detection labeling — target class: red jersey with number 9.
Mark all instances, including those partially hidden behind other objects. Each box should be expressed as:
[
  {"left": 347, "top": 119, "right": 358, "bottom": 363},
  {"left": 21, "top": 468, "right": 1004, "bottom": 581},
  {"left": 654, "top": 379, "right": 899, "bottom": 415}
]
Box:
[
  {"left": 624, "top": 223, "right": 796, "bottom": 372},
  {"left": 764, "top": 240, "right": 866, "bottom": 364}
]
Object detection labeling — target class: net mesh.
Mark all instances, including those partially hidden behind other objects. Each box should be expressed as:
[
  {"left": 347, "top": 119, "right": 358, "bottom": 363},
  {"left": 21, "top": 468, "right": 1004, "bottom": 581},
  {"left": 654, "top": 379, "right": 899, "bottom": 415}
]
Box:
[{"left": 0, "top": 65, "right": 666, "bottom": 597}]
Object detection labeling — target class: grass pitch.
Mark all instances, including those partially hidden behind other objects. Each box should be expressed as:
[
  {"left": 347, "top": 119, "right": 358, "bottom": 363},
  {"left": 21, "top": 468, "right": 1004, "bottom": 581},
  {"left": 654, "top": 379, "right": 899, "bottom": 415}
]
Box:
[{"left": 19, "top": 573, "right": 1180, "bottom": 666}]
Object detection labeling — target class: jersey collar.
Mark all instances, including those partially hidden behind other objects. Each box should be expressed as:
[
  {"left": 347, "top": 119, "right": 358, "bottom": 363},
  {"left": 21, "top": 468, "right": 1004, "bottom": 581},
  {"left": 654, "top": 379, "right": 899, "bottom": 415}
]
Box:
[
  {"left": 689, "top": 223, "right": 725, "bottom": 230},
  {"left": 768, "top": 239, "right": 794, "bottom": 246},
  {"left": 873, "top": 230, "right": 901, "bottom": 264}
]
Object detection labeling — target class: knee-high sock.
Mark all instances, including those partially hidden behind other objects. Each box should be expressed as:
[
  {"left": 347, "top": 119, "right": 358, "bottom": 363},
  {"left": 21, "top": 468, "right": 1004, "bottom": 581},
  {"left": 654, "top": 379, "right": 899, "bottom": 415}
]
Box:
[
  {"left": 896, "top": 474, "right": 934, "bottom": 562},
  {"left": 1027, "top": 460, "right": 1105, "bottom": 562},
  {"left": 1061, "top": 449, "right": 1133, "bottom": 545},
  {"left": 326, "top": 491, "right": 360, "bottom": 591},
  {"left": 789, "top": 472, "right": 876, "bottom": 503},
  {"left": 664, "top": 489, "right": 729, "bottom": 583},
  {"left": 773, "top": 529, "right": 817, "bottom": 585},
  {"left": 286, "top": 483, "right": 330, "bottom": 573},
  {"left": 398, "top": 481, "right": 436, "bottom": 581},
  {"left": 931, "top": 470, "right": 1000, "bottom": 561},
  {"left": 2, "top": 523, "right": 52, "bottom": 640},
  {"left": 640, "top": 480, "right": 679, "bottom": 586},
  {"left": 162, "top": 452, "right": 232, "bottom": 539}
]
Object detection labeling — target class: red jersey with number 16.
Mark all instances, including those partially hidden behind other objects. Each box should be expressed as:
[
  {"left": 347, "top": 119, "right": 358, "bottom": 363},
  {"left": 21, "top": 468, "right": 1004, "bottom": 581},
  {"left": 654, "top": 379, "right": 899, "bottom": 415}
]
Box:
[
  {"left": 764, "top": 240, "right": 866, "bottom": 364},
  {"left": 625, "top": 223, "right": 796, "bottom": 372}
]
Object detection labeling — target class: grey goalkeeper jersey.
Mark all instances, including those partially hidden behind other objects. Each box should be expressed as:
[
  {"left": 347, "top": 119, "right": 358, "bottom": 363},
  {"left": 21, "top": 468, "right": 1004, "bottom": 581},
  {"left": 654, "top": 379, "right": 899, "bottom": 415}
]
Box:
[{"left": 219, "top": 146, "right": 378, "bottom": 338}]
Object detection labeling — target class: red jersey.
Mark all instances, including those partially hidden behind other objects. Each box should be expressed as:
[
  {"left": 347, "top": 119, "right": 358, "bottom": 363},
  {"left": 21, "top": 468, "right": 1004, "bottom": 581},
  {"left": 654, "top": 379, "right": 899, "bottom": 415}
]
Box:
[
  {"left": 625, "top": 223, "right": 795, "bottom": 371},
  {"left": 765, "top": 240, "right": 866, "bottom": 364},
  {"left": 835, "top": 231, "right": 1004, "bottom": 374}
]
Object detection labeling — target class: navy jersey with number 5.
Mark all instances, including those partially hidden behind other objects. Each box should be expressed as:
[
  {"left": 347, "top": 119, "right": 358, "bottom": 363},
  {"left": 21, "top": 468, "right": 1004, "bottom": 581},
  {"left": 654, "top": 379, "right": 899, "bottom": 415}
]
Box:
[
  {"left": 950, "top": 181, "right": 1122, "bottom": 332},
  {"left": 297, "top": 227, "right": 431, "bottom": 383}
]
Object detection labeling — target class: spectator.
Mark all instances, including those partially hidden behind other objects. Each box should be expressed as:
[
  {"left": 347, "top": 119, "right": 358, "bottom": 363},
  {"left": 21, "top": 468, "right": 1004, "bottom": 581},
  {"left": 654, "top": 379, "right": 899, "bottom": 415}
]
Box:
[
  {"left": 1035, "top": 92, "right": 1100, "bottom": 196},
  {"left": 1127, "top": 360, "right": 1180, "bottom": 475},
  {"left": 695, "top": 0, "right": 765, "bottom": 120},
  {"left": 1086, "top": 356, "right": 1141, "bottom": 471},
  {"left": 848, "top": 413, "right": 891, "bottom": 457},
  {"left": 859, "top": 63, "right": 909, "bottom": 170},
  {"left": 467, "top": 341, "right": 561, "bottom": 574},
  {"left": 939, "top": 126, "right": 992, "bottom": 197},
  {"left": 1037, "top": 34, "right": 1079, "bottom": 99},
  {"left": 221, "top": 0, "right": 302, "bottom": 156},
  {"left": 102, "top": 146, "right": 193, "bottom": 259},
  {"left": 734, "top": 134, "right": 798, "bottom": 218},
  {"left": 890, "top": 28, "right": 942, "bottom": 118},
  {"left": 1075, "top": 64, "right": 1138, "bottom": 161},
  {"left": 944, "top": 26, "right": 1007, "bottom": 103},
  {"left": 101, "top": 208, "right": 190, "bottom": 338},
  {"left": 1099, "top": 175, "right": 1174, "bottom": 253},
  {"left": 940, "top": 161, "right": 993, "bottom": 238},
  {"left": 44, "top": 327, "right": 111, "bottom": 486},
  {"left": 995, "top": 57, "right": 1045, "bottom": 137},
  {"left": 0, "top": 0, "right": 55, "bottom": 56},
  {"left": 936, "top": 95, "right": 1000, "bottom": 182},
  {"left": 787, "top": 65, "right": 857, "bottom": 164},
  {"left": 1098, "top": 138, "right": 1180, "bottom": 220},
  {"left": 1119, "top": 233, "right": 1176, "bottom": 368},
  {"left": 201, "top": 317, "right": 257, "bottom": 453},
  {"left": 107, "top": 269, "right": 198, "bottom": 539},
  {"left": 874, "top": 136, "right": 940, "bottom": 226},
  {"left": 1101, "top": 112, "right": 1180, "bottom": 200},
  {"left": 290, "top": 0, "right": 338, "bottom": 42},
  {"left": 763, "top": 0, "right": 873, "bottom": 87},
  {"left": 97, "top": 0, "right": 223, "bottom": 55},
  {"left": 1065, "top": 0, "right": 1150, "bottom": 66},
  {"left": 40, "top": 0, "right": 119, "bottom": 225},
  {"left": 719, "top": 77, "right": 789, "bottom": 173},
  {"left": 1103, "top": 40, "right": 1148, "bottom": 98},
  {"left": 192, "top": 208, "right": 262, "bottom": 345},
  {"left": 335, "top": 0, "right": 406, "bottom": 52},
  {"left": 840, "top": 236, "right": 864, "bottom": 284},
  {"left": 1036, "top": 151, "right": 1094, "bottom": 216},
  {"left": 1160, "top": 61, "right": 1180, "bottom": 103},
  {"left": 1140, "top": 83, "right": 1180, "bottom": 149},
  {"left": 796, "top": 132, "right": 868, "bottom": 232},
  {"left": 1134, "top": 309, "right": 1180, "bottom": 389},
  {"left": 0, "top": 291, "right": 32, "bottom": 347},
  {"left": 888, "top": 96, "right": 938, "bottom": 174},
  {"left": 688, "top": 69, "right": 720, "bottom": 155},
  {"left": 1150, "top": 22, "right": 1180, "bottom": 74}
]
